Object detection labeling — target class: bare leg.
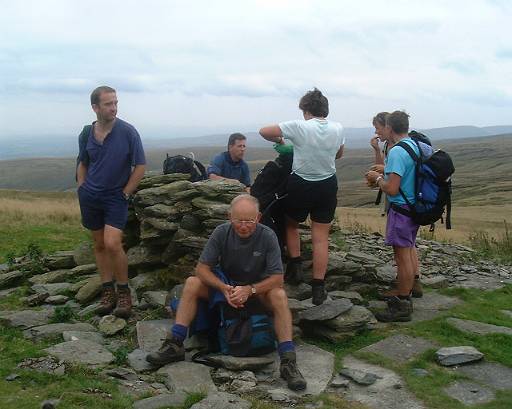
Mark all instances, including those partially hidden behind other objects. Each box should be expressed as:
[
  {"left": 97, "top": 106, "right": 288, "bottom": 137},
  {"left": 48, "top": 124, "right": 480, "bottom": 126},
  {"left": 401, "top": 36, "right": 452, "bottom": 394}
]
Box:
[
  {"left": 103, "top": 225, "right": 128, "bottom": 284},
  {"left": 259, "top": 288, "right": 293, "bottom": 342},
  {"left": 175, "top": 276, "right": 209, "bottom": 327},
  {"left": 285, "top": 217, "right": 301, "bottom": 258},
  {"left": 92, "top": 228, "right": 114, "bottom": 283},
  {"left": 394, "top": 246, "right": 415, "bottom": 295},
  {"left": 311, "top": 221, "right": 331, "bottom": 280},
  {"left": 412, "top": 247, "right": 420, "bottom": 276}
]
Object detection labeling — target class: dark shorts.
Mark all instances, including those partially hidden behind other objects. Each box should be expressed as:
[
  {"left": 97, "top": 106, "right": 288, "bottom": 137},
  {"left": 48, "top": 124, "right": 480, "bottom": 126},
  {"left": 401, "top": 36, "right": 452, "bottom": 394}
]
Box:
[
  {"left": 77, "top": 186, "right": 129, "bottom": 231},
  {"left": 385, "top": 206, "right": 419, "bottom": 248},
  {"left": 285, "top": 173, "right": 338, "bottom": 224}
]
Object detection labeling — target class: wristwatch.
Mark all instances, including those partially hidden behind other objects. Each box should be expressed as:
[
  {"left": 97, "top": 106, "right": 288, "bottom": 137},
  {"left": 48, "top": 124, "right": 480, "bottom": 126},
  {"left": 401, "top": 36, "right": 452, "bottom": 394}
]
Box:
[
  {"left": 123, "top": 192, "right": 131, "bottom": 201},
  {"left": 250, "top": 285, "right": 257, "bottom": 296}
]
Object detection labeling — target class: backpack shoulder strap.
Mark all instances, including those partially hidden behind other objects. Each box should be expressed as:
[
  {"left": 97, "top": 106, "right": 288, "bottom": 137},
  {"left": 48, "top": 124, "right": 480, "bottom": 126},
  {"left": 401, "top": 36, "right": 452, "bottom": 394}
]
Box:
[
  {"left": 194, "top": 160, "right": 207, "bottom": 180},
  {"left": 395, "top": 140, "right": 419, "bottom": 162},
  {"left": 79, "top": 124, "right": 92, "bottom": 145}
]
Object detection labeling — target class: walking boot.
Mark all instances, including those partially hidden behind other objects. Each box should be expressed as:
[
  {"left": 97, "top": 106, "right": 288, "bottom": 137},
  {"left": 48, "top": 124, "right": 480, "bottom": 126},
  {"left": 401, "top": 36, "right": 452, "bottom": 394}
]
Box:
[
  {"left": 377, "top": 288, "right": 400, "bottom": 301},
  {"left": 280, "top": 351, "right": 307, "bottom": 391},
  {"left": 146, "top": 335, "right": 185, "bottom": 367},
  {"left": 311, "top": 281, "right": 327, "bottom": 306},
  {"left": 96, "top": 285, "right": 117, "bottom": 316},
  {"left": 375, "top": 296, "right": 413, "bottom": 322},
  {"left": 285, "top": 257, "right": 303, "bottom": 285},
  {"left": 113, "top": 286, "right": 132, "bottom": 319},
  {"left": 412, "top": 276, "right": 423, "bottom": 298}
]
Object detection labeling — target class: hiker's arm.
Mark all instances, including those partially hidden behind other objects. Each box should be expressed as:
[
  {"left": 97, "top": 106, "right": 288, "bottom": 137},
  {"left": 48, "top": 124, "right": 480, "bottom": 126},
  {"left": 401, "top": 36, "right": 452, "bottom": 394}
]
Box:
[
  {"left": 77, "top": 162, "right": 87, "bottom": 186},
  {"left": 366, "top": 170, "right": 401, "bottom": 195},
  {"left": 259, "top": 125, "right": 284, "bottom": 144},
  {"left": 196, "top": 262, "right": 237, "bottom": 308},
  {"left": 123, "top": 164, "right": 145, "bottom": 195},
  {"left": 336, "top": 144, "right": 344, "bottom": 159},
  {"left": 371, "top": 136, "right": 384, "bottom": 165},
  {"left": 230, "top": 274, "right": 284, "bottom": 303}
]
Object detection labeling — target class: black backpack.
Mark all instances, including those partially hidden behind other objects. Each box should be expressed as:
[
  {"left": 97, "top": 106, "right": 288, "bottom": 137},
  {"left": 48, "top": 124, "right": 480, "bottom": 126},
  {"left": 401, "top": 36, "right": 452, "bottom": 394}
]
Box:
[
  {"left": 75, "top": 124, "right": 92, "bottom": 181},
  {"left": 163, "top": 154, "right": 207, "bottom": 182},
  {"left": 392, "top": 139, "right": 455, "bottom": 230}
]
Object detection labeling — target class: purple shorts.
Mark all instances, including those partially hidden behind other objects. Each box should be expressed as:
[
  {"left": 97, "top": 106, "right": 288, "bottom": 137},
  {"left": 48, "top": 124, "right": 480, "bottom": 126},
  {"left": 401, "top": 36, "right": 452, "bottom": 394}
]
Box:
[{"left": 385, "top": 206, "right": 419, "bottom": 248}]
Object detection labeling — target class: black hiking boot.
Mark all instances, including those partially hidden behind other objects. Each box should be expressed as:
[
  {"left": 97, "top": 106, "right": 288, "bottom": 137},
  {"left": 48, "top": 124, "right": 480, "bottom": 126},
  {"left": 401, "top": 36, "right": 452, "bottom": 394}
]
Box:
[
  {"left": 375, "top": 296, "right": 413, "bottom": 322},
  {"left": 280, "top": 351, "right": 307, "bottom": 391},
  {"left": 311, "top": 282, "right": 328, "bottom": 306},
  {"left": 285, "top": 257, "right": 303, "bottom": 285},
  {"left": 146, "top": 335, "right": 185, "bottom": 367},
  {"left": 412, "top": 276, "right": 423, "bottom": 298}
]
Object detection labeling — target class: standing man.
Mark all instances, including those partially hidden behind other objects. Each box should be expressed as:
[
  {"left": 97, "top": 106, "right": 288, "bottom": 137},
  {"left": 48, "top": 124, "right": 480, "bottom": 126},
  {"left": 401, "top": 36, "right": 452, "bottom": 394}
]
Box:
[
  {"left": 207, "top": 133, "right": 251, "bottom": 190},
  {"left": 77, "top": 86, "right": 146, "bottom": 318},
  {"left": 147, "top": 194, "right": 307, "bottom": 391},
  {"left": 365, "top": 111, "right": 419, "bottom": 322}
]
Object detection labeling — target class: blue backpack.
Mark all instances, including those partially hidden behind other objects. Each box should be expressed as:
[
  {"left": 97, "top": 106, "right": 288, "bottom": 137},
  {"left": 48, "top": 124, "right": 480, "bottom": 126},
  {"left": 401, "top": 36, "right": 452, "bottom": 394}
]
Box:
[{"left": 393, "top": 138, "right": 455, "bottom": 230}]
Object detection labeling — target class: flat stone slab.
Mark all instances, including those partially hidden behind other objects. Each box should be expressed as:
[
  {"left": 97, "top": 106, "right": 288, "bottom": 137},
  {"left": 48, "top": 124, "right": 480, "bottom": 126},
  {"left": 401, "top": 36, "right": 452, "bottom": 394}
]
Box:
[
  {"left": 342, "top": 355, "right": 426, "bottom": 409},
  {"left": 436, "top": 346, "right": 484, "bottom": 366},
  {"left": 17, "top": 356, "right": 66, "bottom": 375},
  {"left": 127, "top": 348, "right": 159, "bottom": 372},
  {"left": 189, "top": 392, "right": 251, "bottom": 409},
  {"left": 444, "top": 381, "right": 495, "bottom": 405},
  {"left": 453, "top": 361, "right": 512, "bottom": 390},
  {"left": 202, "top": 354, "right": 274, "bottom": 371},
  {"left": 157, "top": 361, "right": 217, "bottom": 393},
  {"left": 31, "top": 283, "right": 71, "bottom": 296},
  {"left": 0, "top": 309, "right": 53, "bottom": 329},
  {"left": 446, "top": 317, "right": 512, "bottom": 336},
  {"left": 133, "top": 392, "right": 188, "bottom": 409},
  {"left": 99, "top": 315, "right": 126, "bottom": 335},
  {"left": 45, "top": 339, "right": 114, "bottom": 365},
  {"left": 136, "top": 319, "right": 173, "bottom": 352},
  {"left": 413, "top": 292, "right": 462, "bottom": 311},
  {"left": 62, "top": 330, "right": 105, "bottom": 345},
  {"left": 23, "top": 322, "right": 96, "bottom": 340},
  {"left": 339, "top": 367, "right": 380, "bottom": 385},
  {"left": 299, "top": 298, "right": 353, "bottom": 321},
  {"left": 359, "top": 335, "right": 437, "bottom": 363},
  {"left": 329, "top": 290, "right": 365, "bottom": 304},
  {"left": 142, "top": 291, "right": 168, "bottom": 307}
]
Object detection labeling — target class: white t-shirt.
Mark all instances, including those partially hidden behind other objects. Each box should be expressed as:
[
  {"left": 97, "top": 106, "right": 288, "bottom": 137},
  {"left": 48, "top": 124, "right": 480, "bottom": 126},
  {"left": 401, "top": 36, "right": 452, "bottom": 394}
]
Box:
[{"left": 279, "top": 118, "right": 344, "bottom": 181}]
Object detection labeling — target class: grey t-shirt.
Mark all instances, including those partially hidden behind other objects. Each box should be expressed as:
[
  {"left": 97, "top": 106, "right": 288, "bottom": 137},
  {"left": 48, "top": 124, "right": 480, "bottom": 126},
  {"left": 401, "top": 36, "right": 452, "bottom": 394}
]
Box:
[{"left": 199, "top": 222, "right": 283, "bottom": 285}]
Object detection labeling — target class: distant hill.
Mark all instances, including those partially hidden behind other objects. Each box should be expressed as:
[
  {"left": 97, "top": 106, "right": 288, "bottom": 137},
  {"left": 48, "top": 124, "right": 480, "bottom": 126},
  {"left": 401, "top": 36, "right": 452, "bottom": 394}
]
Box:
[
  {"left": 2, "top": 125, "right": 512, "bottom": 160},
  {"left": 1, "top": 133, "right": 511, "bottom": 209}
]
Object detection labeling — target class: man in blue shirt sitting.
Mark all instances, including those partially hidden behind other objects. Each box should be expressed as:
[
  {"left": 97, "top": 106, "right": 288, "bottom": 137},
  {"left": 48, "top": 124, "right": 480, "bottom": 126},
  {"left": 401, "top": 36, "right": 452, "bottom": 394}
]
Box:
[
  {"left": 207, "top": 133, "right": 251, "bottom": 190},
  {"left": 77, "top": 86, "right": 146, "bottom": 318}
]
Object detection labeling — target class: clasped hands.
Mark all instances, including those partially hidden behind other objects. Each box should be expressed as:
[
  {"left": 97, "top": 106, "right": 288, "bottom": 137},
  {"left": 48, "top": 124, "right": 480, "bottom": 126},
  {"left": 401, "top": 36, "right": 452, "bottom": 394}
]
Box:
[
  {"left": 222, "top": 284, "right": 252, "bottom": 309},
  {"left": 365, "top": 166, "right": 384, "bottom": 188}
]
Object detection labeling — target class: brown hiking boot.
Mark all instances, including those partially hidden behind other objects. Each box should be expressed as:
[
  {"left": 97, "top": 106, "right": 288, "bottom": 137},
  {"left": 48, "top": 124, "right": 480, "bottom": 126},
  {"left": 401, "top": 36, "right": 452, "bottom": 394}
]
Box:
[
  {"left": 280, "top": 351, "right": 307, "bottom": 391},
  {"left": 146, "top": 335, "right": 185, "bottom": 367},
  {"left": 96, "top": 286, "right": 117, "bottom": 316},
  {"left": 377, "top": 288, "right": 400, "bottom": 301},
  {"left": 113, "top": 286, "right": 132, "bottom": 318},
  {"left": 375, "top": 296, "right": 413, "bottom": 322},
  {"left": 412, "top": 277, "right": 423, "bottom": 298}
]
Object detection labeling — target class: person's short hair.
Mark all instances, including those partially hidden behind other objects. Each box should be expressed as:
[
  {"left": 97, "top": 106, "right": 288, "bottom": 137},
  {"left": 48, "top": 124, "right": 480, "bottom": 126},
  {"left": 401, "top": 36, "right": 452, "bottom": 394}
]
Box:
[
  {"left": 299, "top": 88, "right": 329, "bottom": 117},
  {"left": 228, "top": 133, "right": 247, "bottom": 147},
  {"left": 386, "top": 110, "right": 410, "bottom": 134},
  {"left": 229, "top": 194, "right": 260, "bottom": 213},
  {"left": 372, "top": 112, "right": 389, "bottom": 127},
  {"left": 90, "top": 86, "right": 116, "bottom": 106}
]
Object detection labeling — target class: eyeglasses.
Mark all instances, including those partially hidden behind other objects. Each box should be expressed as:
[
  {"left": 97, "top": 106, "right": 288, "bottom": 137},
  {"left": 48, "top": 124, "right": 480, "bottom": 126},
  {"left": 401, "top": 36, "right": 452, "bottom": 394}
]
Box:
[{"left": 232, "top": 218, "right": 257, "bottom": 226}]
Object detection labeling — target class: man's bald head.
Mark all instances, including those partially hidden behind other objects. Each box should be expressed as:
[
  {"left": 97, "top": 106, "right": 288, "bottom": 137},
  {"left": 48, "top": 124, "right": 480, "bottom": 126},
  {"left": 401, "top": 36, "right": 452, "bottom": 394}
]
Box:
[{"left": 229, "top": 194, "right": 260, "bottom": 214}]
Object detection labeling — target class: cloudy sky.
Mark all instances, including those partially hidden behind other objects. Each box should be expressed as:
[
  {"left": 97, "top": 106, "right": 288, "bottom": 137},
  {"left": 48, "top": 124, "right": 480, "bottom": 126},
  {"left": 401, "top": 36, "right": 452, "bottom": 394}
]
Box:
[{"left": 1, "top": 0, "right": 511, "bottom": 139}]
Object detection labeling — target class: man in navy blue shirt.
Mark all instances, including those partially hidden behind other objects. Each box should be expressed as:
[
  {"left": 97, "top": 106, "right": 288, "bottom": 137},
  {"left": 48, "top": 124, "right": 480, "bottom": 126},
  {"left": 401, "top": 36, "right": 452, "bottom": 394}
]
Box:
[
  {"left": 77, "top": 86, "right": 146, "bottom": 318},
  {"left": 207, "top": 133, "right": 251, "bottom": 190}
]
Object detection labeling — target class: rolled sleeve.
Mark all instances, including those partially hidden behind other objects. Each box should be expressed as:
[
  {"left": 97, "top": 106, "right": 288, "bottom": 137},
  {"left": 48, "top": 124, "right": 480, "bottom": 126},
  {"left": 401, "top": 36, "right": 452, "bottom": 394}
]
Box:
[
  {"left": 130, "top": 131, "right": 146, "bottom": 166},
  {"left": 207, "top": 153, "right": 224, "bottom": 176},
  {"left": 199, "top": 226, "right": 224, "bottom": 266}
]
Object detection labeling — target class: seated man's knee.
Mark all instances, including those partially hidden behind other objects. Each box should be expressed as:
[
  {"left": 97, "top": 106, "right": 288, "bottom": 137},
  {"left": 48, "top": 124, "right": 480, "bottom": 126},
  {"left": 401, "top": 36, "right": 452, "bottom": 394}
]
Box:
[
  {"left": 183, "top": 276, "right": 205, "bottom": 297},
  {"left": 268, "top": 288, "right": 288, "bottom": 309}
]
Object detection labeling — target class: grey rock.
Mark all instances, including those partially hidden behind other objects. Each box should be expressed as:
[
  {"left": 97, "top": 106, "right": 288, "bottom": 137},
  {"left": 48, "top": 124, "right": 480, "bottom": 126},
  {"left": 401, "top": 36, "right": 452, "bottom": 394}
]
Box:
[
  {"left": 136, "top": 319, "right": 173, "bottom": 352},
  {"left": 75, "top": 276, "right": 102, "bottom": 303},
  {"left": 0, "top": 287, "right": 17, "bottom": 300},
  {"left": 73, "top": 242, "right": 96, "bottom": 266},
  {"left": 0, "top": 270, "right": 24, "bottom": 289},
  {"left": 130, "top": 273, "right": 159, "bottom": 292},
  {"left": 29, "top": 270, "right": 72, "bottom": 285},
  {"left": 342, "top": 355, "right": 426, "bottom": 409},
  {"left": 99, "top": 315, "right": 127, "bottom": 336},
  {"left": 230, "top": 378, "right": 257, "bottom": 392},
  {"left": 346, "top": 251, "right": 382, "bottom": 265},
  {"left": 45, "top": 339, "right": 114, "bottom": 365},
  {"left": 135, "top": 180, "right": 194, "bottom": 206},
  {"left": 70, "top": 263, "right": 97, "bottom": 276},
  {"left": 374, "top": 263, "right": 396, "bottom": 283},
  {"left": 127, "top": 348, "right": 159, "bottom": 372},
  {"left": 501, "top": 310, "right": 512, "bottom": 319},
  {"left": 436, "top": 346, "right": 484, "bottom": 366},
  {"left": 127, "top": 245, "right": 161, "bottom": 267},
  {"left": 63, "top": 330, "right": 105, "bottom": 344},
  {"left": 133, "top": 392, "right": 188, "bottom": 409},
  {"left": 202, "top": 354, "right": 275, "bottom": 371},
  {"left": 17, "top": 356, "right": 65, "bottom": 375},
  {"left": 77, "top": 302, "right": 101, "bottom": 318},
  {"left": 444, "top": 381, "right": 495, "bottom": 405},
  {"left": 340, "top": 367, "right": 381, "bottom": 385},
  {"left": 329, "top": 290, "right": 365, "bottom": 304},
  {"left": 299, "top": 298, "right": 353, "bottom": 322},
  {"left": 157, "top": 361, "right": 217, "bottom": 393},
  {"left": 5, "top": 373, "right": 20, "bottom": 381},
  {"left": 138, "top": 173, "right": 190, "bottom": 189},
  {"left": 40, "top": 399, "right": 61, "bottom": 409},
  {"left": 422, "top": 276, "right": 449, "bottom": 288},
  {"left": 46, "top": 295, "right": 69, "bottom": 304},
  {"left": 411, "top": 368, "right": 429, "bottom": 377},
  {"left": 45, "top": 251, "right": 76, "bottom": 269},
  {"left": 32, "top": 283, "right": 71, "bottom": 296},
  {"left": 446, "top": 317, "right": 512, "bottom": 336},
  {"left": 104, "top": 367, "right": 139, "bottom": 381},
  {"left": 284, "top": 282, "right": 312, "bottom": 300},
  {"left": 24, "top": 322, "right": 96, "bottom": 340},
  {"left": 453, "top": 361, "right": 512, "bottom": 390},
  {"left": 0, "top": 309, "right": 53, "bottom": 329},
  {"left": 142, "top": 291, "right": 167, "bottom": 307},
  {"left": 330, "top": 375, "right": 350, "bottom": 388},
  {"left": 359, "top": 335, "right": 437, "bottom": 363},
  {"left": 189, "top": 391, "right": 251, "bottom": 409},
  {"left": 322, "top": 305, "right": 375, "bottom": 332}
]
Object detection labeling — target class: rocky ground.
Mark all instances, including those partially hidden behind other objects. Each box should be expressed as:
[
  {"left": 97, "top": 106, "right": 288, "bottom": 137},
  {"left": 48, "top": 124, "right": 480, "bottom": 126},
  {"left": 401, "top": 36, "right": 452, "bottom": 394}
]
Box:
[{"left": 1, "top": 227, "right": 512, "bottom": 408}]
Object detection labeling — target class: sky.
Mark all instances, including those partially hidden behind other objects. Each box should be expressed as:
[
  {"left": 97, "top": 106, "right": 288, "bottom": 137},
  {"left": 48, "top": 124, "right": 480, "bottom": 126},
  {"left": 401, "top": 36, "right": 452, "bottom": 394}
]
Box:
[{"left": 1, "top": 0, "right": 511, "bottom": 139}]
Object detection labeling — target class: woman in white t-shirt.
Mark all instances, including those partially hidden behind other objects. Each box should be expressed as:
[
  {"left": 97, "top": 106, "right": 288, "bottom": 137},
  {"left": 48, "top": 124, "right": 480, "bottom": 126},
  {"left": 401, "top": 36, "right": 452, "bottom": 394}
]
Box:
[{"left": 259, "top": 88, "right": 345, "bottom": 305}]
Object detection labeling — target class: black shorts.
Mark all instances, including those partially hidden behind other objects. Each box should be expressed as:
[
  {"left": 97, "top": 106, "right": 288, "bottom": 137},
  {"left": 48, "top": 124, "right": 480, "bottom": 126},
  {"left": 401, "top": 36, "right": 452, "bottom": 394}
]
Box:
[{"left": 285, "top": 173, "right": 338, "bottom": 224}]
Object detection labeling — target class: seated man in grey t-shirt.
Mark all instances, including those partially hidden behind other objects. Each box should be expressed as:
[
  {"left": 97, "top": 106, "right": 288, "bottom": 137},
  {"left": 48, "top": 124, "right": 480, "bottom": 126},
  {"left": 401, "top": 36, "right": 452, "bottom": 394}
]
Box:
[{"left": 147, "top": 194, "right": 306, "bottom": 391}]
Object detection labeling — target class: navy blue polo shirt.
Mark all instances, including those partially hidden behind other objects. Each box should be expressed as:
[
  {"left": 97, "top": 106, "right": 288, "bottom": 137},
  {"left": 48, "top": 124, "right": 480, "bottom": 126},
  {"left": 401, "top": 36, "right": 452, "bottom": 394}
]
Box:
[
  {"left": 207, "top": 151, "right": 251, "bottom": 187},
  {"left": 78, "top": 118, "right": 146, "bottom": 193}
]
